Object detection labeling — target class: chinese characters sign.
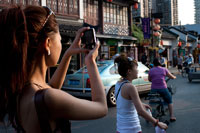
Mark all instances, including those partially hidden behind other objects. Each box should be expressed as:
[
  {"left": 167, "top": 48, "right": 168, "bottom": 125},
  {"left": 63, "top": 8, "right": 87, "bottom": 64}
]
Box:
[{"left": 142, "top": 18, "right": 150, "bottom": 39}]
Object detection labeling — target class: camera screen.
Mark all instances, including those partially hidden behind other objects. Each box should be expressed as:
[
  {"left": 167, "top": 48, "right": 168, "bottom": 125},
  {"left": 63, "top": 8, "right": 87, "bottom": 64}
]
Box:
[
  {"left": 84, "top": 29, "right": 95, "bottom": 44},
  {"left": 82, "top": 28, "right": 96, "bottom": 49}
]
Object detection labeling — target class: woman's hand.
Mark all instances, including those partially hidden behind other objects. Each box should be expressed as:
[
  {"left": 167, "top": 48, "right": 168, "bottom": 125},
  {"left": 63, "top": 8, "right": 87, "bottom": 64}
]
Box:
[
  {"left": 66, "top": 27, "right": 89, "bottom": 56},
  {"left": 143, "top": 103, "right": 152, "bottom": 111},
  {"left": 85, "top": 41, "right": 100, "bottom": 64},
  {"left": 157, "top": 122, "right": 168, "bottom": 130}
]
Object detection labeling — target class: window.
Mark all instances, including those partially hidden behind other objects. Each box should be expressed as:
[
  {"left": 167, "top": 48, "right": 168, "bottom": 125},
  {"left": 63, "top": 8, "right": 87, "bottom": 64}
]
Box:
[
  {"left": 0, "top": 0, "right": 41, "bottom": 6},
  {"left": 103, "top": 3, "right": 128, "bottom": 25},
  {"left": 47, "top": 0, "right": 79, "bottom": 16},
  {"left": 83, "top": 0, "right": 99, "bottom": 25}
]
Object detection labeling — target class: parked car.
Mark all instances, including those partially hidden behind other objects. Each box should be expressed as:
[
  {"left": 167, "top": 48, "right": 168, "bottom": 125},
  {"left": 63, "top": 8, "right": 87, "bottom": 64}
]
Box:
[
  {"left": 62, "top": 60, "right": 151, "bottom": 106},
  {"left": 188, "top": 67, "right": 200, "bottom": 82}
]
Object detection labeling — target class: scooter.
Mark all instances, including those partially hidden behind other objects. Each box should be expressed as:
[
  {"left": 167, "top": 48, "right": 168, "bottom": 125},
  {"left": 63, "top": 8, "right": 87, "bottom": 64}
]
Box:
[{"left": 145, "top": 77, "right": 176, "bottom": 122}]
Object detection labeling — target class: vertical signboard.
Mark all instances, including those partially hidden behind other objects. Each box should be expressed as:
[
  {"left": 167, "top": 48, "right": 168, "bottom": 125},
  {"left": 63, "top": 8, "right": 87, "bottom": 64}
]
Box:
[{"left": 142, "top": 18, "right": 150, "bottom": 39}]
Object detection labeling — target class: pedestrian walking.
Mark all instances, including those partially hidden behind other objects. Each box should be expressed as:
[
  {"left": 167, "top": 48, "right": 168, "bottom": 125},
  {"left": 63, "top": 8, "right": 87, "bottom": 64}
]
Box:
[
  {"left": 99, "top": 54, "right": 106, "bottom": 61},
  {"left": 198, "top": 53, "right": 200, "bottom": 65},
  {"left": 114, "top": 55, "right": 168, "bottom": 133},
  {"left": 141, "top": 53, "right": 147, "bottom": 65},
  {"left": 177, "top": 55, "right": 183, "bottom": 73},
  {"left": 0, "top": 5, "right": 107, "bottom": 132},
  {"left": 159, "top": 55, "right": 166, "bottom": 67}
]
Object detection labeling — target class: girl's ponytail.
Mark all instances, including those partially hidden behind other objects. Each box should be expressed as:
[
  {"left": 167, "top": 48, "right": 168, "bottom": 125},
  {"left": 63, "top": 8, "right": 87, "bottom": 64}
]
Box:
[{"left": 0, "top": 5, "right": 28, "bottom": 128}]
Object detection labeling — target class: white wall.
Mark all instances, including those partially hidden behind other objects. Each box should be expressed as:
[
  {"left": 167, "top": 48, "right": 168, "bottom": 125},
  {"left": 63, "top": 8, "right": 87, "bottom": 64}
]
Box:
[
  {"left": 41, "top": 0, "right": 46, "bottom": 6},
  {"left": 188, "top": 33, "right": 198, "bottom": 50},
  {"left": 162, "top": 37, "right": 179, "bottom": 66},
  {"left": 79, "top": 0, "right": 84, "bottom": 19}
]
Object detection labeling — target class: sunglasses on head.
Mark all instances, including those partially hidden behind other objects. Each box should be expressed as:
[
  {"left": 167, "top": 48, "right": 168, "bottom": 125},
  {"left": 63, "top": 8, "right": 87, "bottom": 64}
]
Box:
[
  {"left": 42, "top": 6, "right": 55, "bottom": 27},
  {"left": 127, "top": 57, "right": 133, "bottom": 62}
]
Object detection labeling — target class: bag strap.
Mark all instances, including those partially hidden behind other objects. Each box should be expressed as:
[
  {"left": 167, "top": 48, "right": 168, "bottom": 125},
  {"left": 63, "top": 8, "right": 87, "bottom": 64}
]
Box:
[
  {"left": 116, "top": 81, "right": 129, "bottom": 100},
  {"left": 34, "top": 89, "right": 52, "bottom": 133}
]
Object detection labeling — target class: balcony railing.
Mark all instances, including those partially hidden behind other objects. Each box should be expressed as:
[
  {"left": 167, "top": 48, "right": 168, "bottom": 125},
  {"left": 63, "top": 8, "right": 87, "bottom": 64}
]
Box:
[
  {"left": 0, "top": 0, "right": 79, "bottom": 18},
  {"left": 103, "top": 23, "right": 129, "bottom": 36},
  {"left": 0, "top": 0, "right": 41, "bottom": 7},
  {"left": 47, "top": 0, "right": 79, "bottom": 17}
]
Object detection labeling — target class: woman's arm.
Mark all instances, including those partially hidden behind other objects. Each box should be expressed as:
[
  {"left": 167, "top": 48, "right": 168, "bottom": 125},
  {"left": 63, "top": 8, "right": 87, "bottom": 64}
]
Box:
[
  {"left": 49, "top": 27, "right": 89, "bottom": 89},
  {"left": 45, "top": 43, "right": 108, "bottom": 120},
  {"left": 128, "top": 84, "right": 167, "bottom": 129},
  {"left": 166, "top": 70, "right": 176, "bottom": 79}
]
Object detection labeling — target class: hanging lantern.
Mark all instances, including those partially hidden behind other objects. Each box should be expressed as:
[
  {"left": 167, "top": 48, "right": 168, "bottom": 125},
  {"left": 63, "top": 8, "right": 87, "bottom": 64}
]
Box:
[
  {"left": 153, "top": 25, "right": 160, "bottom": 31},
  {"left": 107, "top": 0, "right": 112, "bottom": 2},
  {"left": 178, "top": 41, "right": 182, "bottom": 47},
  {"left": 198, "top": 44, "right": 200, "bottom": 48},
  {"left": 160, "top": 40, "right": 163, "bottom": 45},
  {"left": 153, "top": 31, "right": 160, "bottom": 36},
  {"left": 133, "top": 3, "right": 138, "bottom": 10},
  {"left": 154, "top": 18, "right": 160, "bottom": 24}
]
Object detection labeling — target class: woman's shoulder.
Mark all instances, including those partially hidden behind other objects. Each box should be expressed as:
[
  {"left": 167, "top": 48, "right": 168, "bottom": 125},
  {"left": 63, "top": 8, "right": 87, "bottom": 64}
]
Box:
[
  {"left": 149, "top": 67, "right": 157, "bottom": 71},
  {"left": 44, "top": 88, "right": 65, "bottom": 100},
  {"left": 42, "top": 88, "right": 71, "bottom": 108},
  {"left": 123, "top": 82, "right": 136, "bottom": 91},
  {"left": 161, "top": 66, "right": 169, "bottom": 71}
]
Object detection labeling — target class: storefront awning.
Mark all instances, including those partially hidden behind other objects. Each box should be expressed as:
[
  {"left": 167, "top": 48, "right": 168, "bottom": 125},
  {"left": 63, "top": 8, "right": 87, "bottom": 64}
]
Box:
[{"left": 96, "top": 34, "right": 137, "bottom": 41}]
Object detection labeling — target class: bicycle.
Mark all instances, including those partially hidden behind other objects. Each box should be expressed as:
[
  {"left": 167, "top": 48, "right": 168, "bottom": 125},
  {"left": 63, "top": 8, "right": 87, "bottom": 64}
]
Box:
[
  {"left": 181, "top": 62, "right": 190, "bottom": 78},
  {"left": 145, "top": 78, "right": 176, "bottom": 122}
]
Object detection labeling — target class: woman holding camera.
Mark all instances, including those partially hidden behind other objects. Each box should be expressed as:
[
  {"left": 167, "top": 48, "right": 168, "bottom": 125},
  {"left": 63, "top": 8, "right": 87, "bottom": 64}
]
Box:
[{"left": 0, "top": 5, "right": 107, "bottom": 132}]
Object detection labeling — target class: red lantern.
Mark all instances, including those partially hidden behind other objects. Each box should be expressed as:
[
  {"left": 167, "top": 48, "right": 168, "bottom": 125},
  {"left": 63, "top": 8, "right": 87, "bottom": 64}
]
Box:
[
  {"left": 198, "top": 44, "right": 200, "bottom": 48},
  {"left": 133, "top": 3, "right": 138, "bottom": 10},
  {"left": 160, "top": 40, "right": 163, "bottom": 45},
  {"left": 153, "top": 31, "right": 160, "bottom": 36},
  {"left": 153, "top": 25, "right": 160, "bottom": 31},
  {"left": 154, "top": 18, "right": 160, "bottom": 24},
  {"left": 107, "top": 0, "right": 112, "bottom": 2},
  {"left": 178, "top": 41, "right": 182, "bottom": 47}
]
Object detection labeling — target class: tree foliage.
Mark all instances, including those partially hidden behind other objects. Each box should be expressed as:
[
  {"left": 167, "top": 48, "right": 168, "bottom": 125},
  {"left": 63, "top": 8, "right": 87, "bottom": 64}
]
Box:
[{"left": 131, "top": 24, "right": 144, "bottom": 43}]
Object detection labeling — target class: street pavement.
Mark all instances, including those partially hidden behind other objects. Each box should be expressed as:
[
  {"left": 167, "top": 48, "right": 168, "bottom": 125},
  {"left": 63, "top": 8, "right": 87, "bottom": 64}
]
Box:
[
  {"left": 168, "top": 63, "right": 200, "bottom": 74},
  {"left": 0, "top": 66, "right": 200, "bottom": 133},
  {"left": 168, "top": 67, "right": 179, "bottom": 74},
  {"left": 70, "top": 74, "right": 200, "bottom": 133}
]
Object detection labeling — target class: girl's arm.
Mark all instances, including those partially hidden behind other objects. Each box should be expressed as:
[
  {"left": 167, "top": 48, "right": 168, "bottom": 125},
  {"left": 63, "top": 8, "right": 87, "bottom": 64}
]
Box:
[{"left": 127, "top": 84, "right": 168, "bottom": 129}]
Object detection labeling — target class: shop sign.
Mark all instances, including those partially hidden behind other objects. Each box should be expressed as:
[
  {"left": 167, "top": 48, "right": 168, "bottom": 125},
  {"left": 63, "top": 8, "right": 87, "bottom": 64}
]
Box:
[
  {"left": 106, "top": 39, "right": 118, "bottom": 46},
  {"left": 142, "top": 18, "right": 150, "bottom": 39}
]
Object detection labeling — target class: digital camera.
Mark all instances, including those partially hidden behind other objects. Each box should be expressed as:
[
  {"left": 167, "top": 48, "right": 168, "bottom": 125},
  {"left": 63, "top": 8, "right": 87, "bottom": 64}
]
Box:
[{"left": 81, "top": 28, "right": 96, "bottom": 49}]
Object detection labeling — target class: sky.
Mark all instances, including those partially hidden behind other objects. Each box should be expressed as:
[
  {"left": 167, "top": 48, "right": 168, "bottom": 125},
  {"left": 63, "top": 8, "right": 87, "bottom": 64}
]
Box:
[{"left": 178, "top": 0, "right": 195, "bottom": 25}]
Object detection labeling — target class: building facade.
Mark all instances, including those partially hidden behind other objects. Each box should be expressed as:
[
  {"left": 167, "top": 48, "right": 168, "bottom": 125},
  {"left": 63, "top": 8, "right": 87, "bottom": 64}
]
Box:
[
  {"left": 0, "top": 0, "right": 139, "bottom": 71},
  {"left": 150, "top": 0, "right": 178, "bottom": 26},
  {"left": 195, "top": 0, "right": 200, "bottom": 24},
  {"left": 132, "top": 0, "right": 150, "bottom": 19},
  {"left": 83, "top": 0, "right": 138, "bottom": 60}
]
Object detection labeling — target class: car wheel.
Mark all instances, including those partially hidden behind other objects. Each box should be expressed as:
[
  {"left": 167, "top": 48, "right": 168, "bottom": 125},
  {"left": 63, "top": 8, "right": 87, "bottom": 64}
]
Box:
[{"left": 107, "top": 86, "right": 116, "bottom": 106}]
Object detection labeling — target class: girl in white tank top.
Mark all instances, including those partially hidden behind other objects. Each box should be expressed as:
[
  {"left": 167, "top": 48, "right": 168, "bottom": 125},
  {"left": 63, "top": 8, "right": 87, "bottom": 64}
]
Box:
[
  {"left": 115, "top": 81, "right": 141, "bottom": 133},
  {"left": 114, "top": 55, "right": 168, "bottom": 133}
]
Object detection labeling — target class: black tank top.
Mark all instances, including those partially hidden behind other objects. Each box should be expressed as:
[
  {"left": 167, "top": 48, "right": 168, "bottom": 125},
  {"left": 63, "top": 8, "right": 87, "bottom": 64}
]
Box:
[{"left": 34, "top": 89, "right": 71, "bottom": 133}]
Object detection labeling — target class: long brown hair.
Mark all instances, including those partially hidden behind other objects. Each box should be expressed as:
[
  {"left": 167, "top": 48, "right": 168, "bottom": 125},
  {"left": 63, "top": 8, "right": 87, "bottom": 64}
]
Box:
[{"left": 0, "top": 5, "right": 58, "bottom": 131}]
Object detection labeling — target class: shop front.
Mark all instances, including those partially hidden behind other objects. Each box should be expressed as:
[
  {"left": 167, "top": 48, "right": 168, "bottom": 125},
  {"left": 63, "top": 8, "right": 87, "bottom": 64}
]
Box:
[{"left": 96, "top": 34, "right": 137, "bottom": 60}]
